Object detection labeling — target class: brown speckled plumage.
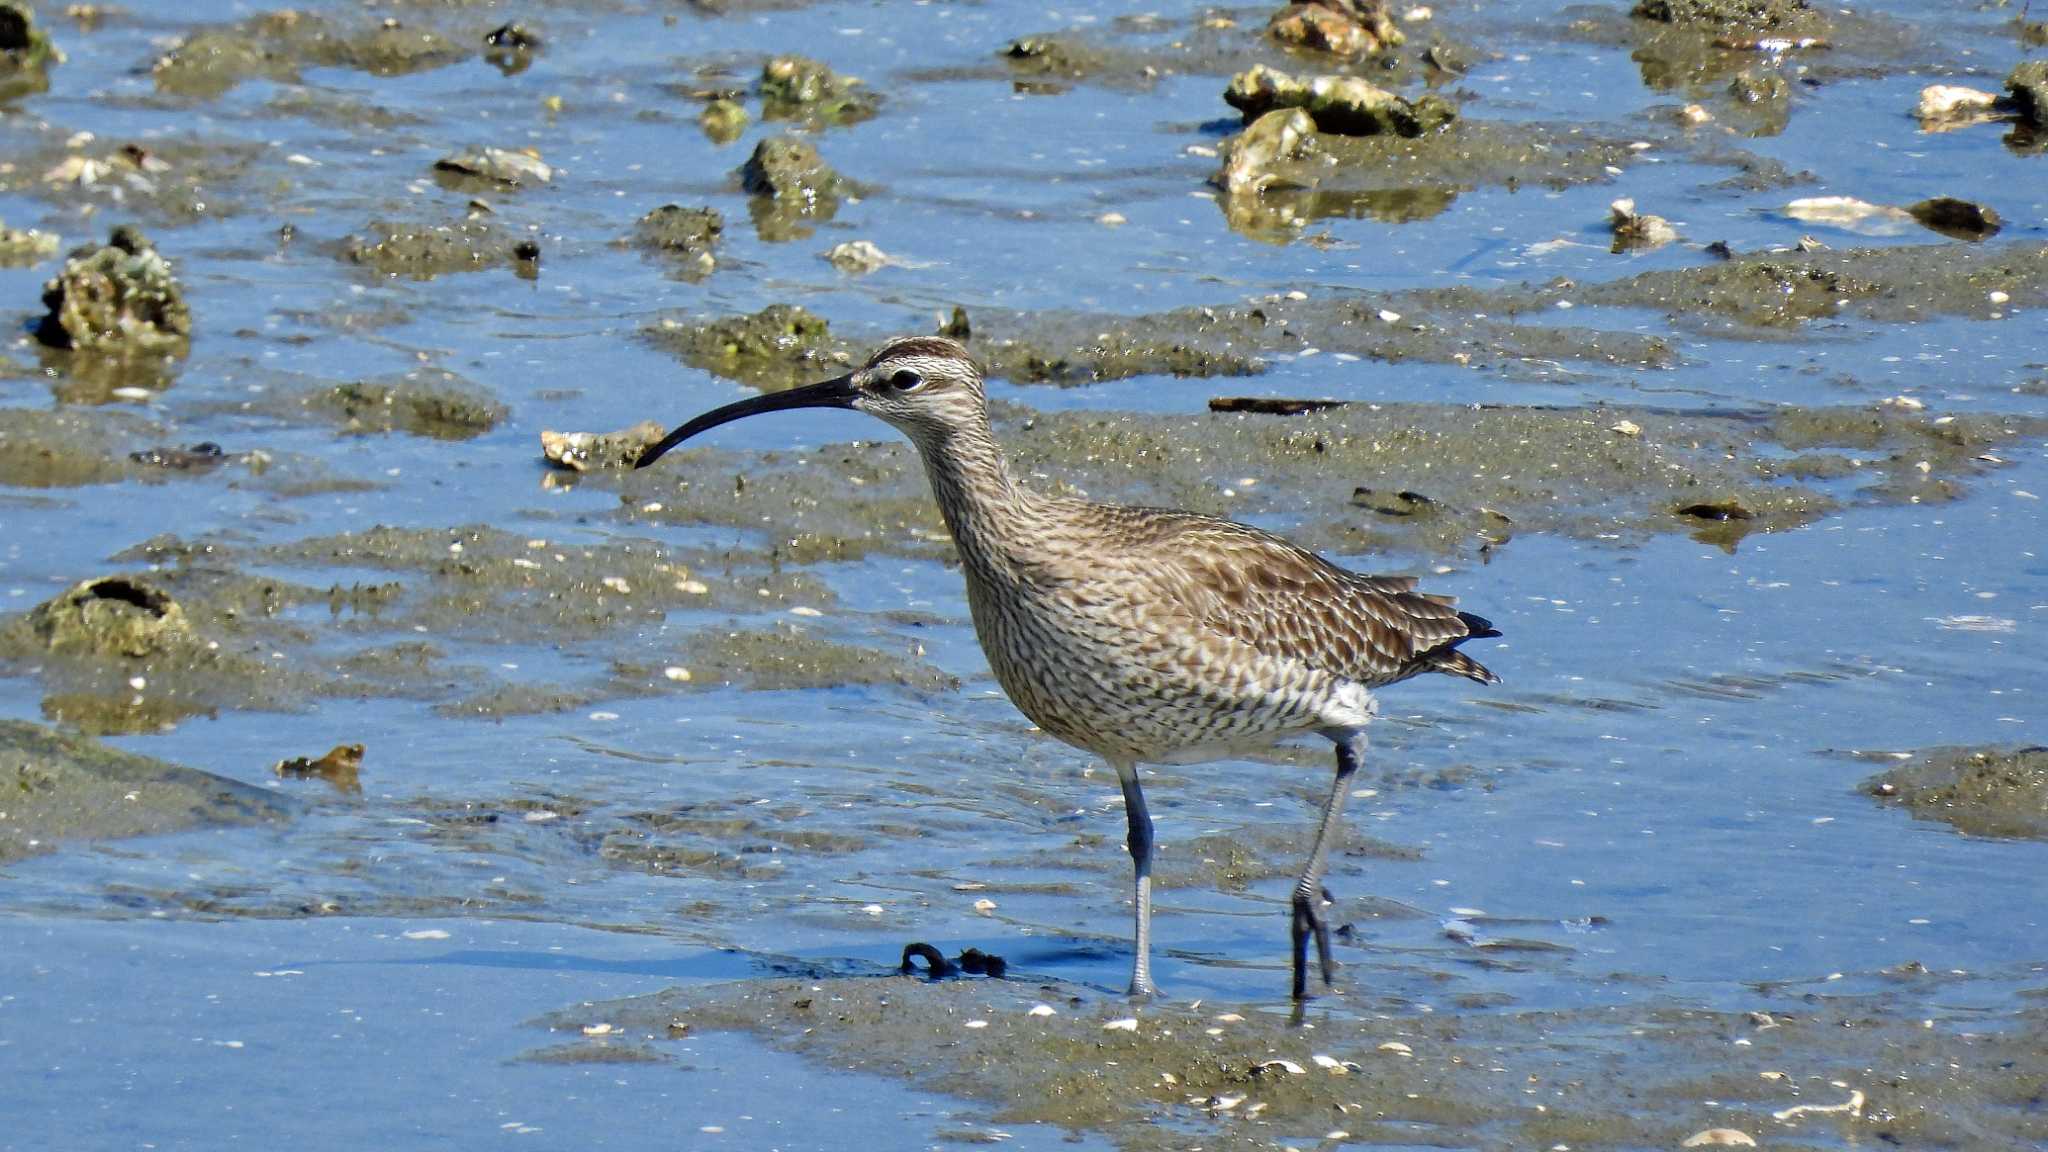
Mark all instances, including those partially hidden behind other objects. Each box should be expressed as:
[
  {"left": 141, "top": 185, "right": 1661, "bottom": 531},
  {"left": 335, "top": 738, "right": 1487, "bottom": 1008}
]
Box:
[{"left": 637, "top": 335, "right": 1500, "bottom": 1000}]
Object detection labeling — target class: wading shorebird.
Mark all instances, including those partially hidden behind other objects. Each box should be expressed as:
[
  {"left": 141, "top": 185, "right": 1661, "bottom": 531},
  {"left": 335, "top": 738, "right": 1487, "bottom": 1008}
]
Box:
[{"left": 636, "top": 336, "right": 1499, "bottom": 1000}]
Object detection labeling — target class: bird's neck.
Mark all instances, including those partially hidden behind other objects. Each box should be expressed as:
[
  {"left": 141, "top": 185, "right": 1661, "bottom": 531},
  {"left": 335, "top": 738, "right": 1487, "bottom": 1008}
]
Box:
[{"left": 912, "top": 421, "right": 1038, "bottom": 575}]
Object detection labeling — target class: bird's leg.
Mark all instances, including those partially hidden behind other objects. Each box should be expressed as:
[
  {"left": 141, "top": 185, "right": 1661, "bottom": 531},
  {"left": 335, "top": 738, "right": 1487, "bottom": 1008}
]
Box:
[
  {"left": 1112, "top": 759, "right": 1158, "bottom": 1000},
  {"left": 1292, "top": 730, "right": 1364, "bottom": 1000}
]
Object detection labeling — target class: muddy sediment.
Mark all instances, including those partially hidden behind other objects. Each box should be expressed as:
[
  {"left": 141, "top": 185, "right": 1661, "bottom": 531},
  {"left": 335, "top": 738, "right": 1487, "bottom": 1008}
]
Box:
[
  {"left": 680, "top": 623, "right": 956, "bottom": 694},
  {"left": 0, "top": 517, "right": 941, "bottom": 730},
  {"left": 1864, "top": 746, "right": 2048, "bottom": 840},
  {"left": 298, "top": 371, "right": 507, "bottom": 440},
  {"left": 622, "top": 398, "right": 2041, "bottom": 561},
  {"left": 556, "top": 968, "right": 2048, "bottom": 1150},
  {"left": 0, "top": 719, "right": 290, "bottom": 862},
  {"left": 949, "top": 239, "right": 2046, "bottom": 381},
  {"left": 152, "top": 10, "right": 475, "bottom": 98},
  {"left": 1213, "top": 117, "right": 1642, "bottom": 238},
  {"left": 0, "top": 406, "right": 159, "bottom": 487},
  {"left": 0, "top": 572, "right": 323, "bottom": 733}
]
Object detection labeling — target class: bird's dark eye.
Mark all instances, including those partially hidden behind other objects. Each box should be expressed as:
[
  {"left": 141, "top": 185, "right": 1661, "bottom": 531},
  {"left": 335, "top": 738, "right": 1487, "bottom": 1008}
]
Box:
[{"left": 887, "top": 368, "right": 924, "bottom": 392}]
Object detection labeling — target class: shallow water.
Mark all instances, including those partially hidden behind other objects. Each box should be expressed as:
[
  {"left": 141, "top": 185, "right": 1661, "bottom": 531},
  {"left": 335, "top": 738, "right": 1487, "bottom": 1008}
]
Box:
[{"left": 1, "top": 0, "right": 2044, "bottom": 1147}]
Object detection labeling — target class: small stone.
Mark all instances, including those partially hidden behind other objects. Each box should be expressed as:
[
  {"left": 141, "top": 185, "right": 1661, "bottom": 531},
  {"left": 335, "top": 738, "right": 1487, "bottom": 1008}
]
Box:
[
  {"left": 663, "top": 666, "right": 692, "bottom": 682},
  {"left": 1102, "top": 1017, "right": 1139, "bottom": 1031},
  {"left": 1610, "top": 419, "right": 1642, "bottom": 436},
  {"left": 1680, "top": 103, "right": 1713, "bottom": 124},
  {"left": 1377, "top": 1040, "right": 1413, "bottom": 1054},
  {"left": 1096, "top": 212, "right": 1127, "bottom": 226},
  {"left": 972, "top": 898, "right": 997, "bottom": 913},
  {"left": 1256, "top": 1059, "right": 1307, "bottom": 1074},
  {"left": 582, "top": 1023, "right": 614, "bottom": 1036},
  {"left": 824, "top": 239, "right": 891, "bottom": 273},
  {"left": 1028, "top": 1004, "right": 1056, "bottom": 1016},
  {"left": 698, "top": 98, "right": 749, "bottom": 144},
  {"left": 539, "top": 422, "right": 667, "bottom": 472},
  {"left": 435, "top": 146, "right": 553, "bottom": 187},
  {"left": 1782, "top": 196, "right": 1913, "bottom": 233},
  {"left": 1213, "top": 107, "right": 1315, "bottom": 196},
  {"left": 1914, "top": 83, "right": 1999, "bottom": 124},
  {"left": 1608, "top": 198, "right": 1677, "bottom": 251}
]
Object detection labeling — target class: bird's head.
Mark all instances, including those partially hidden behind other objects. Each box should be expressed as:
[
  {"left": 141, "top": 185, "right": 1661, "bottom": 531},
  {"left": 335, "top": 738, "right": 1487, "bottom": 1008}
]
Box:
[{"left": 635, "top": 336, "right": 985, "bottom": 468}]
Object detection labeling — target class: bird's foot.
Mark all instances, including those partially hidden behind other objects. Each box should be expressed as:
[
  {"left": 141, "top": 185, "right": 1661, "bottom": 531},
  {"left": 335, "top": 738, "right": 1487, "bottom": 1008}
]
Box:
[
  {"left": 1290, "top": 886, "right": 1341, "bottom": 1000},
  {"left": 1126, "top": 975, "right": 1160, "bottom": 1002}
]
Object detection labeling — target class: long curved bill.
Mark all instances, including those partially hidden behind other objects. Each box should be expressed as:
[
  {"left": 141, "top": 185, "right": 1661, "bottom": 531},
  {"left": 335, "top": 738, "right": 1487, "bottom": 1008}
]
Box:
[{"left": 634, "top": 372, "right": 859, "bottom": 469}]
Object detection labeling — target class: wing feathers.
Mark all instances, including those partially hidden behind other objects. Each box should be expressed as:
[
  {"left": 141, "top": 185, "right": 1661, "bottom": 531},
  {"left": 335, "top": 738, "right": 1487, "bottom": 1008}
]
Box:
[{"left": 1077, "top": 508, "right": 1499, "bottom": 689}]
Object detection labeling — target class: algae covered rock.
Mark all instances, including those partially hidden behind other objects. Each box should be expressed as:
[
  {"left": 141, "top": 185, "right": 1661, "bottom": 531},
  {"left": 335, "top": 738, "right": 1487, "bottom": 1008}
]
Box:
[
  {"left": 739, "top": 137, "right": 846, "bottom": 241},
  {"left": 0, "top": 1, "right": 57, "bottom": 100},
  {"left": 1632, "top": 0, "right": 1822, "bottom": 34},
  {"left": 1609, "top": 198, "right": 1679, "bottom": 251},
  {"left": 699, "top": 98, "right": 749, "bottom": 144},
  {"left": 1269, "top": 0, "right": 1403, "bottom": 56},
  {"left": 28, "top": 576, "right": 192, "bottom": 660},
  {"left": 35, "top": 226, "right": 191, "bottom": 354},
  {"left": 643, "top": 304, "right": 844, "bottom": 391},
  {"left": 344, "top": 218, "right": 517, "bottom": 277},
  {"left": 1226, "top": 65, "right": 1455, "bottom": 136},
  {"left": 0, "top": 219, "right": 59, "bottom": 265},
  {"left": 760, "top": 55, "right": 879, "bottom": 126},
  {"left": 153, "top": 11, "right": 471, "bottom": 98},
  {"left": 634, "top": 204, "right": 721, "bottom": 278},
  {"left": 2007, "top": 59, "right": 2048, "bottom": 129}
]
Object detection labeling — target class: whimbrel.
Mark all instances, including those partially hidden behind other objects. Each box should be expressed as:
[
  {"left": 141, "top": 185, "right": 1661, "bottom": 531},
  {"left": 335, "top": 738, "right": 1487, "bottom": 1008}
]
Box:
[{"left": 637, "top": 336, "right": 1499, "bottom": 1000}]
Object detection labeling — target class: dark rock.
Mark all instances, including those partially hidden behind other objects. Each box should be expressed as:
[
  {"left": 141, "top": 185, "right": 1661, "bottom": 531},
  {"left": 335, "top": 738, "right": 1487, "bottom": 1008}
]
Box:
[{"left": 1908, "top": 197, "right": 2000, "bottom": 241}]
